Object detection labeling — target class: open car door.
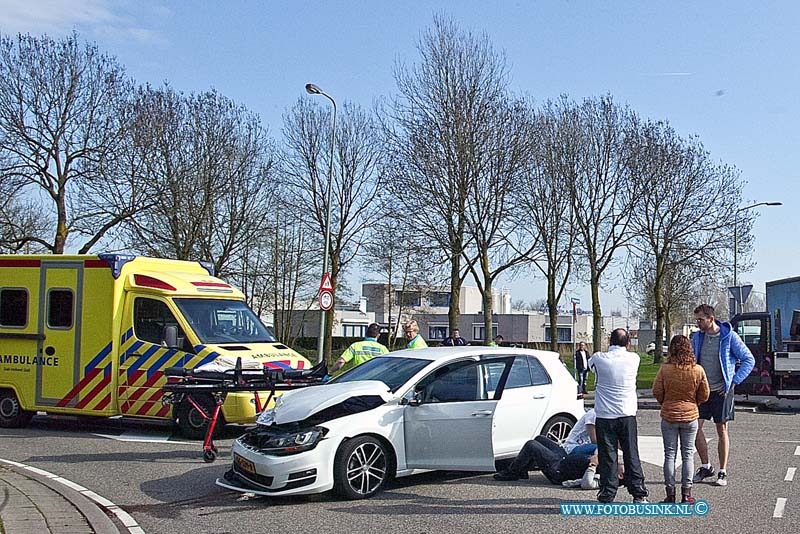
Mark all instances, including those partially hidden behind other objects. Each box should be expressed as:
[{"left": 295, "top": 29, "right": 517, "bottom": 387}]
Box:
[{"left": 403, "top": 357, "right": 513, "bottom": 471}]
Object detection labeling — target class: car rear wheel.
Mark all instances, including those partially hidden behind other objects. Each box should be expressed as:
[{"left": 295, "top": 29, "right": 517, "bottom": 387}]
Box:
[
  {"left": 0, "top": 390, "right": 34, "bottom": 429},
  {"left": 176, "top": 394, "right": 225, "bottom": 440},
  {"left": 333, "top": 436, "right": 390, "bottom": 500},
  {"left": 540, "top": 415, "right": 574, "bottom": 445}
]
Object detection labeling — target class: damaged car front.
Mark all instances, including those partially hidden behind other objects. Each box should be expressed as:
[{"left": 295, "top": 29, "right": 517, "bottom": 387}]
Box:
[{"left": 216, "top": 379, "right": 403, "bottom": 498}]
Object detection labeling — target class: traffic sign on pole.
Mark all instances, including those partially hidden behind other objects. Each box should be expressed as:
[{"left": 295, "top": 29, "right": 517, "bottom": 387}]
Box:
[
  {"left": 320, "top": 272, "right": 333, "bottom": 291},
  {"left": 319, "top": 290, "right": 333, "bottom": 311}
]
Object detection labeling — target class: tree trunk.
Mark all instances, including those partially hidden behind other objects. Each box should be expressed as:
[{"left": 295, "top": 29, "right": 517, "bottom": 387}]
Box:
[
  {"left": 590, "top": 269, "right": 602, "bottom": 351},
  {"left": 449, "top": 251, "right": 461, "bottom": 335},
  {"left": 326, "top": 252, "right": 340, "bottom": 365},
  {"left": 547, "top": 277, "right": 559, "bottom": 353},
  {"left": 54, "top": 193, "right": 68, "bottom": 254},
  {"left": 482, "top": 277, "right": 494, "bottom": 346},
  {"left": 653, "top": 255, "right": 665, "bottom": 364}
]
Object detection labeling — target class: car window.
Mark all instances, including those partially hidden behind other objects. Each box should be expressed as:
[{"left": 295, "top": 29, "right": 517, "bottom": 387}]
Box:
[
  {"left": 330, "top": 356, "right": 431, "bottom": 392},
  {"left": 527, "top": 356, "right": 551, "bottom": 385},
  {"left": 504, "top": 356, "right": 533, "bottom": 389},
  {"left": 424, "top": 363, "right": 482, "bottom": 403}
]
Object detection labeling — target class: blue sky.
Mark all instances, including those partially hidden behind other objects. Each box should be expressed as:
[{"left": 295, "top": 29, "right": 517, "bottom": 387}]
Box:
[{"left": 1, "top": 1, "right": 798, "bottom": 314}]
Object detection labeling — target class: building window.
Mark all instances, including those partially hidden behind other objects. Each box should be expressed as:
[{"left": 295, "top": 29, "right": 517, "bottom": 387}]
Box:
[
  {"left": 47, "top": 289, "right": 74, "bottom": 329},
  {"left": 472, "top": 324, "right": 498, "bottom": 341},
  {"left": 394, "top": 291, "right": 421, "bottom": 307},
  {"left": 545, "top": 326, "right": 573, "bottom": 343},
  {"left": 343, "top": 324, "right": 366, "bottom": 338},
  {"left": 0, "top": 288, "right": 28, "bottom": 327},
  {"left": 428, "top": 325, "right": 448, "bottom": 340},
  {"left": 428, "top": 292, "right": 451, "bottom": 307}
]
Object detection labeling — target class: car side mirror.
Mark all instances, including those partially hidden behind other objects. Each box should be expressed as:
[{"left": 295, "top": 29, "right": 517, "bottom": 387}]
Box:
[
  {"left": 162, "top": 325, "right": 178, "bottom": 348},
  {"left": 408, "top": 391, "right": 424, "bottom": 406}
]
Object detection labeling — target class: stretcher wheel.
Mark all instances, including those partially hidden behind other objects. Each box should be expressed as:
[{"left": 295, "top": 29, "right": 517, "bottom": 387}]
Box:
[{"left": 203, "top": 449, "right": 217, "bottom": 463}]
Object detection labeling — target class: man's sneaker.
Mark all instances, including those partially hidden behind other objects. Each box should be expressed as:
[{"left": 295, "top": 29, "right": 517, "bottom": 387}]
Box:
[
  {"left": 693, "top": 466, "right": 715, "bottom": 483},
  {"left": 714, "top": 471, "right": 728, "bottom": 487}
]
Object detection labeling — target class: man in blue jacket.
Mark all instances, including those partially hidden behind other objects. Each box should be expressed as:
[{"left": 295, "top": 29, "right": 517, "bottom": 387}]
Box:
[{"left": 691, "top": 304, "right": 755, "bottom": 488}]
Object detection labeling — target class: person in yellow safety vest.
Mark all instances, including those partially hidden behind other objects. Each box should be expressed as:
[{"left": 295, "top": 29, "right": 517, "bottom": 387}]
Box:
[
  {"left": 330, "top": 323, "right": 388, "bottom": 376},
  {"left": 404, "top": 319, "right": 428, "bottom": 349},
  {"left": 489, "top": 334, "right": 504, "bottom": 347}
]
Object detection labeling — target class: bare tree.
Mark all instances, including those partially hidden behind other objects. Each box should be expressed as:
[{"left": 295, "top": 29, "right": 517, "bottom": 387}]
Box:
[
  {"left": 384, "top": 15, "right": 513, "bottom": 336},
  {"left": 281, "top": 99, "right": 385, "bottom": 362},
  {"left": 126, "top": 86, "right": 275, "bottom": 278},
  {"left": 628, "top": 119, "right": 746, "bottom": 361},
  {"left": 517, "top": 97, "right": 580, "bottom": 352},
  {"left": 0, "top": 32, "right": 136, "bottom": 253},
  {"left": 571, "top": 95, "right": 638, "bottom": 350}
]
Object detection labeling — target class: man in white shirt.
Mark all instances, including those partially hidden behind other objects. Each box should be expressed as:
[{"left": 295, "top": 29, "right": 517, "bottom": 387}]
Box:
[{"left": 589, "top": 328, "right": 648, "bottom": 503}]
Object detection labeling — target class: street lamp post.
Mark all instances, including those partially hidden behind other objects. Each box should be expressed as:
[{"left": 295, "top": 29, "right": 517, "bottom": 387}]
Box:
[
  {"left": 305, "top": 83, "right": 337, "bottom": 364},
  {"left": 732, "top": 201, "right": 782, "bottom": 316}
]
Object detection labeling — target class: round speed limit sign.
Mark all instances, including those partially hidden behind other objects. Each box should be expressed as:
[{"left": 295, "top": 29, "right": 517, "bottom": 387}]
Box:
[{"left": 319, "top": 290, "right": 333, "bottom": 311}]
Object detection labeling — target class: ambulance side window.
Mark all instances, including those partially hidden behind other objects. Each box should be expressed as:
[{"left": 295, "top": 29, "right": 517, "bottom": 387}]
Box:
[
  {"left": 133, "top": 298, "right": 186, "bottom": 347},
  {"left": 47, "top": 289, "right": 74, "bottom": 329},
  {"left": 0, "top": 288, "right": 28, "bottom": 327}
]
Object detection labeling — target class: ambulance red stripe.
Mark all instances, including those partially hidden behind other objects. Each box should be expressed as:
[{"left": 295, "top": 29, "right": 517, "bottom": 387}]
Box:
[
  {"left": 57, "top": 368, "right": 101, "bottom": 407},
  {"left": 75, "top": 373, "right": 112, "bottom": 409}
]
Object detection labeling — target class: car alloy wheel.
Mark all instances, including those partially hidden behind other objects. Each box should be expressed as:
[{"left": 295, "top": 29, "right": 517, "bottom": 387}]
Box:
[
  {"left": 541, "top": 415, "right": 574, "bottom": 445},
  {"left": 334, "top": 436, "right": 389, "bottom": 499}
]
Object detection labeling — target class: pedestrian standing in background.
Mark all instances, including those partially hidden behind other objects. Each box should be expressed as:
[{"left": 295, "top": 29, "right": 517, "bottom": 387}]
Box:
[
  {"left": 691, "top": 304, "right": 755, "bottom": 488},
  {"left": 574, "top": 341, "right": 590, "bottom": 396},
  {"left": 330, "top": 323, "right": 388, "bottom": 376},
  {"left": 653, "top": 334, "right": 710, "bottom": 503},
  {"left": 489, "top": 334, "right": 504, "bottom": 347},
  {"left": 589, "top": 328, "right": 649, "bottom": 503},
  {"left": 404, "top": 320, "right": 428, "bottom": 349},
  {"left": 441, "top": 328, "right": 468, "bottom": 346}
]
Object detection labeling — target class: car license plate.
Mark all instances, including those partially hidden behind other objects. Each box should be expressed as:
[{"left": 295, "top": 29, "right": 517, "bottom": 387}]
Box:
[{"left": 234, "top": 453, "right": 256, "bottom": 475}]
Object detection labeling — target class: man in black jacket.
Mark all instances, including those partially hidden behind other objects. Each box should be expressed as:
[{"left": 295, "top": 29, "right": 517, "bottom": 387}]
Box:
[
  {"left": 441, "top": 328, "right": 468, "bottom": 346},
  {"left": 574, "top": 341, "right": 590, "bottom": 395}
]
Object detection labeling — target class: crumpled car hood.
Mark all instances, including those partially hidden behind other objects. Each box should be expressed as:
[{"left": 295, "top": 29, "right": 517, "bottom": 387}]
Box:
[{"left": 258, "top": 380, "right": 393, "bottom": 425}]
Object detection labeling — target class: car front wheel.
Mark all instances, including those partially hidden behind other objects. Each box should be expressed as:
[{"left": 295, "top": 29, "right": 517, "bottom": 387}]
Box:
[
  {"left": 540, "top": 415, "right": 574, "bottom": 445},
  {"left": 333, "top": 436, "right": 390, "bottom": 500}
]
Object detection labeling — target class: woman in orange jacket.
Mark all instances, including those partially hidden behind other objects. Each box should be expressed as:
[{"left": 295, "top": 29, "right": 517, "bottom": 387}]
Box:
[{"left": 652, "top": 334, "right": 710, "bottom": 503}]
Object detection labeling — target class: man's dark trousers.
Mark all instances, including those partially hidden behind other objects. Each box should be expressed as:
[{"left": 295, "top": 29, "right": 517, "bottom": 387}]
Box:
[
  {"left": 508, "top": 435, "right": 563, "bottom": 481},
  {"left": 596, "top": 416, "right": 648, "bottom": 501}
]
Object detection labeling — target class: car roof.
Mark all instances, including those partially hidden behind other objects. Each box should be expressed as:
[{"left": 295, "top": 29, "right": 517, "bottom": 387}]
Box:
[{"left": 385, "top": 346, "right": 562, "bottom": 363}]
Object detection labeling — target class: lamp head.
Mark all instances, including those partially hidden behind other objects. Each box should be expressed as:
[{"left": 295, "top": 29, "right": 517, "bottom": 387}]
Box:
[
  {"left": 766, "top": 202, "right": 783, "bottom": 206},
  {"left": 305, "top": 83, "right": 322, "bottom": 95}
]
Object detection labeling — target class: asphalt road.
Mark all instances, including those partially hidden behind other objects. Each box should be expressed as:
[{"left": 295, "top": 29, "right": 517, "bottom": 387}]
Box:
[{"left": 1, "top": 408, "right": 798, "bottom": 534}]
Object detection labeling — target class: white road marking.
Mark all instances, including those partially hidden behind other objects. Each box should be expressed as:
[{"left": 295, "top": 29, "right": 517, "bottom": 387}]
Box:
[
  {"left": 0, "top": 457, "right": 145, "bottom": 533},
  {"left": 92, "top": 430, "right": 194, "bottom": 444},
  {"left": 777, "top": 440, "right": 800, "bottom": 443},
  {"left": 773, "top": 498, "right": 787, "bottom": 518},
  {"left": 786, "top": 468, "right": 796, "bottom": 482},
  {"left": 795, "top": 445, "right": 800, "bottom": 456},
  {"left": 636, "top": 435, "right": 711, "bottom": 468}
]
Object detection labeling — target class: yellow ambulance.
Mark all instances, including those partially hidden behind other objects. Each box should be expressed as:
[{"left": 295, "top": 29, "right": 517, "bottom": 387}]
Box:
[{"left": 0, "top": 254, "right": 309, "bottom": 438}]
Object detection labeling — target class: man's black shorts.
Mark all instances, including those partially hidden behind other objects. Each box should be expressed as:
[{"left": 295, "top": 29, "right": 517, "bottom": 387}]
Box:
[{"left": 699, "top": 388, "right": 735, "bottom": 423}]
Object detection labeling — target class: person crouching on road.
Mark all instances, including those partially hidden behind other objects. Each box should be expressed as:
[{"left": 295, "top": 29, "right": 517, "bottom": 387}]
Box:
[
  {"left": 589, "top": 328, "right": 649, "bottom": 503},
  {"left": 404, "top": 320, "right": 428, "bottom": 349},
  {"left": 653, "top": 335, "right": 710, "bottom": 503},
  {"left": 330, "top": 323, "right": 388, "bottom": 377},
  {"left": 494, "top": 409, "right": 598, "bottom": 487}
]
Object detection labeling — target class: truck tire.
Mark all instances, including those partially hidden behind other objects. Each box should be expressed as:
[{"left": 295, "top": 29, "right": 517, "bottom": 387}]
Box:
[
  {"left": 176, "top": 395, "right": 225, "bottom": 440},
  {"left": 0, "top": 390, "right": 35, "bottom": 429}
]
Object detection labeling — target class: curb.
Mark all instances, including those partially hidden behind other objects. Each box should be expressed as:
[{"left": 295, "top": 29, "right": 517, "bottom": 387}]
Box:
[{"left": 0, "top": 458, "right": 143, "bottom": 534}]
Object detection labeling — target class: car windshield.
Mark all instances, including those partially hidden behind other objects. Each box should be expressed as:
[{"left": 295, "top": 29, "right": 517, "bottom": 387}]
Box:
[
  {"left": 330, "top": 356, "right": 431, "bottom": 392},
  {"left": 173, "top": 298, "right": 278, "bottom": 344}
]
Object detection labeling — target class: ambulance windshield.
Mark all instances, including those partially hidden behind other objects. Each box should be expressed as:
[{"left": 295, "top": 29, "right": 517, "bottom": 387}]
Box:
[{"left": 173, "top": 298, "right": 278, "bottom": 344}]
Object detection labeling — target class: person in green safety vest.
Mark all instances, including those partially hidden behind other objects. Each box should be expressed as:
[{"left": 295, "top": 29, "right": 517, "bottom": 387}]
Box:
[
  {"left": 403, "top": 319, "right": 428, "bottom": 349},
  {"left": 330, "top": 323, "right": 388, "bottom": 376},
  {"left": 489, "top": 334, "right": 504, "bottom": 347}
]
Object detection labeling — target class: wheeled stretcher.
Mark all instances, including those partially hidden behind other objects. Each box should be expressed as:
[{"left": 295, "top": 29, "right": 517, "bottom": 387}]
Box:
[{"left": 162, "top": 358, "right": 327, "bottom": 462}]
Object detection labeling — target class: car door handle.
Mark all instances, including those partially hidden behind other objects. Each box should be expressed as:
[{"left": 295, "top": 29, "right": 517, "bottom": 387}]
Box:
[
  {"left": 471, "top": 410, "right": 493, "bottom": 417},
  {"left": 533, "top": 394, "right": 546, "bottom": 399}
]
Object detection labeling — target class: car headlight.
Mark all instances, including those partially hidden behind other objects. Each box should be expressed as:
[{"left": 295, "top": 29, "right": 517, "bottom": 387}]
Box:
[
  {"left": 254, "top": 427, "right": 328, "bottom": 456},
  {"left": 257, "top": 408, "right": 275, "bottom": 425}
]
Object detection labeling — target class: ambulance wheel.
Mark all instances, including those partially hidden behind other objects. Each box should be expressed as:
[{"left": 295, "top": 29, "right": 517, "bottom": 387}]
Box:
[
  {"left": 0, "top": 390, "right": 34, "bottom": 429},
  {"left": 176, "top": 395, "right": 225, "bottom": 440}
]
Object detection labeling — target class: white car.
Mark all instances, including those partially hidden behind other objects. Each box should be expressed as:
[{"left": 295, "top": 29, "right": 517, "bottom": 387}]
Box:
[
  {"left": 216, "top": 346, "right": 585, "bottom": 499},
  {"left": 646, "top": 341, "right": 669, "bottom": 356}
]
